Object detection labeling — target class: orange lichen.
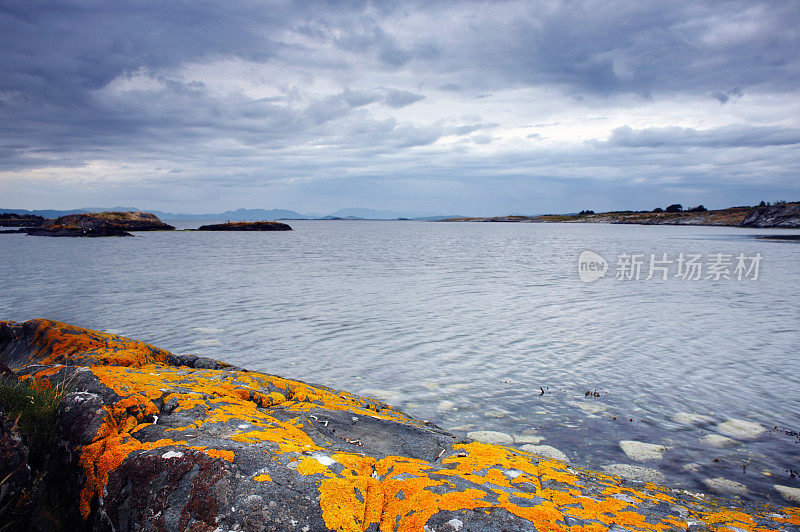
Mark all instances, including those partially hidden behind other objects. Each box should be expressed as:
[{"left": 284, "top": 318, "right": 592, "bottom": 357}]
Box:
[
  {"left": 22, "top": 319, "right": 172, "bottom": 367},
  {"left": 318, "top": 477, "right": 383, "bottom": 532},
  {"left": 298, "top": 456, "right": 337, "bottom": 477},
  {"left": 78, "top": 436, "right": 185, "bottom": 518},
  {"left": 5, "top": 319, "right": 796, "bottom": 531},
  {"left": 33, "top": 364, "right": 66, "bottom": 378},
  {"left": 190, "top": 446, "right": 235, "bottom": 462},
  {"left": 775, "top": 507, "right": 800, "bottom": 526}
]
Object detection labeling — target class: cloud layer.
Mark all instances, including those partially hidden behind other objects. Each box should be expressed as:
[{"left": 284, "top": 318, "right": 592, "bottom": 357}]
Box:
[{"left": 1, "top": 0, "right": 799, "bottom": 213}]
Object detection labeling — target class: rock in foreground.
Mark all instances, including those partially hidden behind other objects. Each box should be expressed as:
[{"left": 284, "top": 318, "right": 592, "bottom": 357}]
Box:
[
  {"left": 196, "top": 221, "right": 293, "bottom": 231},
  {"left": 0, "top": 319, "right": 798, "bottom": 531}
]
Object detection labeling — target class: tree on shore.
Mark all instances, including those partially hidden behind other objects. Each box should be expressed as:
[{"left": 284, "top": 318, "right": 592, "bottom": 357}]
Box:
[{"left": 665, "top": 204, "right": 683, "bottom": 213}]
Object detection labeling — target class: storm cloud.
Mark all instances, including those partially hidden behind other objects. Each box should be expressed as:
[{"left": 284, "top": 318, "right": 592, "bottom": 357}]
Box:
[{"left": 1, "top": 0, "right": 799, "bottom": 214}]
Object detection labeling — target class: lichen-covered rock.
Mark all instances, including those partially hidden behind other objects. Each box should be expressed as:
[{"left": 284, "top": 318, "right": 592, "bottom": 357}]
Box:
[
  {"left": 741, "top": 202, "right": 800, "bottom": 228},
  {"left": 1, "top": 319, "right": 799, "bottom": 531},
  {"left": 196, "top": 221, "right": 293, "bottom": 231}
]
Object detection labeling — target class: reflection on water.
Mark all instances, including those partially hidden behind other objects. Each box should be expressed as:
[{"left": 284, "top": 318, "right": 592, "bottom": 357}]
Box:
[{"left": 1, "top": 220, "right": 799, "bottom": 504}]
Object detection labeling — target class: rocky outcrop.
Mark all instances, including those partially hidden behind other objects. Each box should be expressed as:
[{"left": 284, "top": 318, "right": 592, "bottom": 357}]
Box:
[
  {"left": 741, "top": 202, "right": 800, "bottom": 228},
  {"left": 0, "top": 319, "right": 798, "bottom": 531},
  {"left": 196, "top": 221, "right": 293, "bottom": 231},
  {"left": 0, "top": 213, "right": 45, "bottom": 227},
  {"left": 11, "top": 212, "right": 175, "bottom": 237}
]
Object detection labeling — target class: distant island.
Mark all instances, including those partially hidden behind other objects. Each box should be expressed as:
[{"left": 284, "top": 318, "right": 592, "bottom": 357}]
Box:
[
  {"left": 441, "top": 201, "right": 800, "bottom": 228},
  {"left": 0, "top": 211, "right": 174, "bottom": 237},
  {"left": 0, "top": 212, "right": 299, "bottom": 237},
  {"left": 195, "top": 221, "right": 292, "bottom": 231},
  {"left": 0, "top": 206, "right": 462, "bottom": 222},
  {"left": 2, "top": 202, "right": 799, "bottom": 231}
]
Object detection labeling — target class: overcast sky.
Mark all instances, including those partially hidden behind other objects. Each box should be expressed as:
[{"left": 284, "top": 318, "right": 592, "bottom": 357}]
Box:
[{"left": 1, "top": 0, "right": 799, "bottom": 215}]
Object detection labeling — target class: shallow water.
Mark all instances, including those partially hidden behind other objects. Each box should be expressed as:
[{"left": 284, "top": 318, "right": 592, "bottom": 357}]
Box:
[{"left": 1, "top": 220, "right": 799, "bottom": 505}]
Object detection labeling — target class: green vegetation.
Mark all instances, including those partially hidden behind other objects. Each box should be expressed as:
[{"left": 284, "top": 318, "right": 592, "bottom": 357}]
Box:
[
  {"left": 0, "top": 376, "right": 71, "bottom": 531},
  {"left": 0, "top": 378, "right": 69, "bottom": 468}
]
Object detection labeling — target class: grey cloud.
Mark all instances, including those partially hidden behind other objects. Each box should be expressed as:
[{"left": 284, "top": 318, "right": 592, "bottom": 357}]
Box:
[
  {"left": 1, "top": 0, "right": 799, "bottom": 213},
  {"left": 341, "top": 89, "right": 383, "bottom": 107},
  {"left": 453, "top": 123, "right": 497, "bottom": 136},
  {"left": 712, "top": 87, "right": 743, "bottom": 104},
  {"left": 382, "top": 89, "right": 425, "bottom": 108},
  {"left": 605, "top": 125, "right": 800, "bottom": 149},
  {"left": 438, "top": 82, "right": 462, "bottom": 92}
]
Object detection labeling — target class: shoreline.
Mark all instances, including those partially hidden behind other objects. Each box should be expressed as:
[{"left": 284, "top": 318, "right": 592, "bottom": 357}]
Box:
[
  {"left": 1, "top": 319, "right": 798, "bottom": 530},
  {"left": 439, "top": 202, "right": 800, "bottom": 228}
]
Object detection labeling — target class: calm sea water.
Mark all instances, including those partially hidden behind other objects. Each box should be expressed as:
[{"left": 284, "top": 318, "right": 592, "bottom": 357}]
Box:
[{"left": 1, "top": 220, "right": 799, "bottom": 504}]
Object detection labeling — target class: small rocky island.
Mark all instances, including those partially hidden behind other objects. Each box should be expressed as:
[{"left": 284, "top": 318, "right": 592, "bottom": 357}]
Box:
[
  {"left": 0, "top": 211, "right": 174, "bottom": 237},
  {"left": 0, "top": 213, "right": 46, "bottom": 227},
  {"left": 1, "top": 319, "right": 797, "bottom": 531},
  {"left": 196, "top": 221, "right": 293, "bottom": 231}
]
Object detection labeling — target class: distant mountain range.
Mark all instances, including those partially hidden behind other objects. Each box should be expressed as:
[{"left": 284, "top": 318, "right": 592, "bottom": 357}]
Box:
[{"left": 0, "top": 206, "right": 463, "bottom": 222}]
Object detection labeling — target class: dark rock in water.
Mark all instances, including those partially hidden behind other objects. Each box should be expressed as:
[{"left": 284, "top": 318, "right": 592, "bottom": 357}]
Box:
[
  {"left": 757, "top": 234, "right": 800, "bottom": 241},
  {"left": 0, "top": 212, "right": 45, "bottom": 227},
  {"left": 742, "top": 202, "right": 800, "bottom": 228},
  {"left": 196, "top": 221, "right": 293, "bottom": 231},
  {"left": 22, "top": 227, "right": 134, "bottom": 237},
  {"left": 0, "top": 318, "right": 796, "bottom": 531},
  {"left": 15, "top": 211, "right": 174, "bottom": 237}
]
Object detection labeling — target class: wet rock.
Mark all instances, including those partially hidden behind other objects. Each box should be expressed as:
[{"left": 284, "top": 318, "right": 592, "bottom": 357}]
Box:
[
  {"left": 359, "top": 388, "right": 402, "bottom": 404},
  {"left": 436, "top": 400, "right": 456, "bottom": 412},
  {"left": 0, "top": 318, "right": 794, "bottom": 532},
  {"left": 672, "top": 412, "right": 713, "bottom": 425},
  {"left": 466, "top": 430, "right": 513, "bottom": 444},
  {"left": 567, "top": 400, "right": 608, "bottom": 414},
  {"left": 519, "top": 445, "right": 568, "bottom": 462},
  {"left": 774, "top": 484, "right": 800, "bottom": 504},
  {"left": 716, "top": 418, "right": 766, "bottom": 440},
  {"left": 703, "top": 477, "right": 748, "bottom": 496},
  {"left": 702, "top": 434, "right": 739, "bottom": 448},
  {"left": 620, "top": 440, "right": 668, "bottom": 461},
  {"left": 602, "top": 464, "right": 667, "bottom": 484},
  {"left": 513, "top": 434, "right": 544, "bottom": 444}
]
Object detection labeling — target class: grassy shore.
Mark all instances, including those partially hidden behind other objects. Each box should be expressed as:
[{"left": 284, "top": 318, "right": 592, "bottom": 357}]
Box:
[{"left": 442, "top": 206, "right": 753, "bottom": 226}]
